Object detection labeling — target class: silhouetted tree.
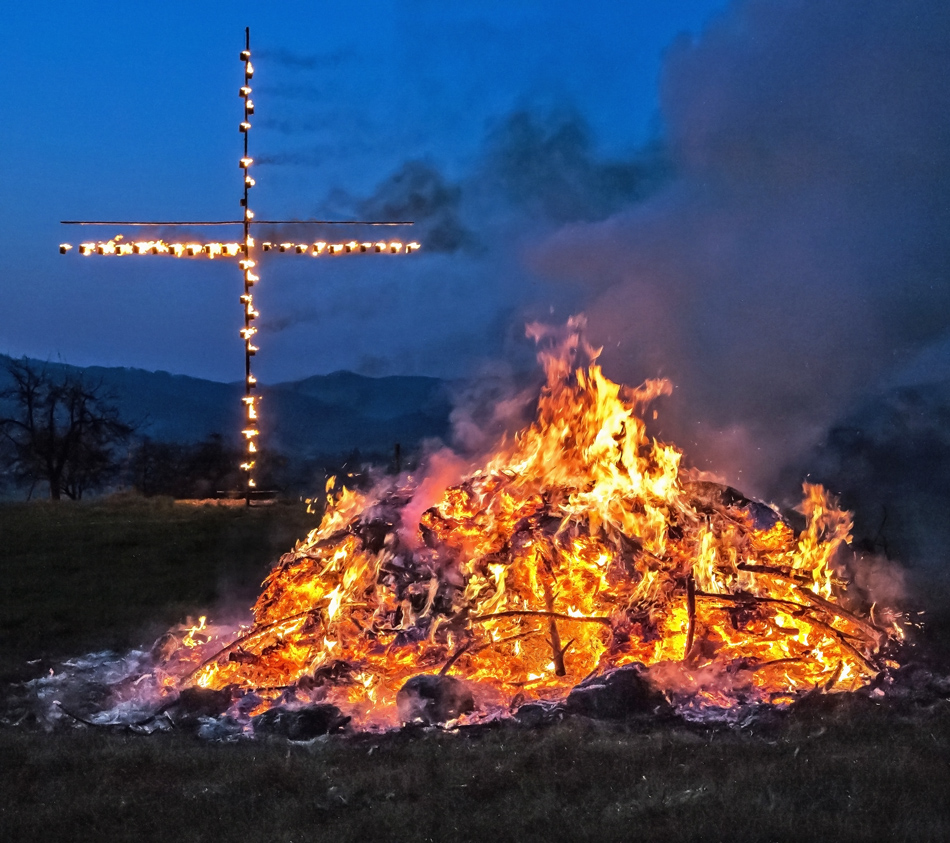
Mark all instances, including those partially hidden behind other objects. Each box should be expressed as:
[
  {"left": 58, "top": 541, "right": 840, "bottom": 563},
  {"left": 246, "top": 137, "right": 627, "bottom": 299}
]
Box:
[{"left": 0, "top": 359, "right": 133, "bottom": 500}]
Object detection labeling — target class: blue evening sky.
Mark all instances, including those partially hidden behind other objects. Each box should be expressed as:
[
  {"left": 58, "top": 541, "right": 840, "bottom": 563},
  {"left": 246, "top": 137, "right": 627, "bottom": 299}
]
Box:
[{"left": 2, "top": 1, "right": 727, "bottom": 383}]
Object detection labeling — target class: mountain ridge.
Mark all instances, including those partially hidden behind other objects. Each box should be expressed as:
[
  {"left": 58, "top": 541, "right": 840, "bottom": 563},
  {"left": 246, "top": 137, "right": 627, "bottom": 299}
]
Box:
[{"left": 0, "top": 355, "right": 454, "bottom": 462}]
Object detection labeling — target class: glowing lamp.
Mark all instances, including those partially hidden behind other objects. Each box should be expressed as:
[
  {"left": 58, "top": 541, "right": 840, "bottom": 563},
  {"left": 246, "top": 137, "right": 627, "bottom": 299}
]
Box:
[
  {"left": 240, "top": 86, "right": 252, "bottom": 97},
  {"left": 59, "top": 244, "right": 72, "bottom": 254},
  {"left": 262, "top": 242, "right": 272, "bottom": 251},
  {"left": 240, "top": 157, "right": 253, "bottom": 168},
  {"left": 245, "top": 62, "right": 254, "bottom": 78},
  {"left": 240, "top": 121, "right": 251, "bottom": 132},
  {"left": 240, "top": 50, "right": 251, "bottom": 60},
  {"left": 246, "top": 100, "right": 254, "bottom": 114},
  {"left": 407, "top": 242, "right": 421, "bottom": 252},
  {"left": 295, "top": 244, "right": 307, "bottom": 254}
]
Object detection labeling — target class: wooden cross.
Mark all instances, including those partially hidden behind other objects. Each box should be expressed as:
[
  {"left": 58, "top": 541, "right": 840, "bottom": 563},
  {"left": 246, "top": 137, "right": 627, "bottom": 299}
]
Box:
[{"left": 59, "top": 28, "right": 419, "bottom": 505}]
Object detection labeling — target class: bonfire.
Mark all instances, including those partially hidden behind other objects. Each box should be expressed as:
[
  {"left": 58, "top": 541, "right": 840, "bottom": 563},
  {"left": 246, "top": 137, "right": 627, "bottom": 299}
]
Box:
[{"left": 38, "top": 317, "right": 904, "bottom": 733}]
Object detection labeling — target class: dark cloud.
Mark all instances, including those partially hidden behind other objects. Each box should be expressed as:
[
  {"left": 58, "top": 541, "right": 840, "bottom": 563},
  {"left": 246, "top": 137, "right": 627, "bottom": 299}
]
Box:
[
  {"left": 352, "top": 161, "right": 471, "bottom": 253},
  {"left": 481, "top": 110, "right": 671, "bottom": 223},
  {"left": 315, "top": 111, "right": 670, "bottom": 255},
  {"left": 533, "top": 0, "right": 950, "bottom": 496}
]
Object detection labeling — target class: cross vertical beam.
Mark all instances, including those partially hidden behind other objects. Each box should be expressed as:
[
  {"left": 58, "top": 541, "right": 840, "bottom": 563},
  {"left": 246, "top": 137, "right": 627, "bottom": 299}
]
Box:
[{"left": 239, "top": 27, "right": 258, "bottom": 504}]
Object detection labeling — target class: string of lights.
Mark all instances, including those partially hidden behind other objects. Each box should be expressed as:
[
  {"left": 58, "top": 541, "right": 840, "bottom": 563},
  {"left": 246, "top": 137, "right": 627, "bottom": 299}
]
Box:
[
  {"left": 60, "top": 239, "right": 421, "bottom": 256},
  {"left": 239, "top": 30, "right": 258, "bottom": 497},
  {"left": 58, "top": 27, "right": 418, "bottom": 505}
]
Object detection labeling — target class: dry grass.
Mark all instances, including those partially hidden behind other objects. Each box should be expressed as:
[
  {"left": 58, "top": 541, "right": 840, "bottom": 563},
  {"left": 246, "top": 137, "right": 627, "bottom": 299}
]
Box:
[
  {"left": 2, "top": 703, "right": 949, "bottom": 842},
  {"left": 1, "top": 497, "right": 949, "bottom": 842}
]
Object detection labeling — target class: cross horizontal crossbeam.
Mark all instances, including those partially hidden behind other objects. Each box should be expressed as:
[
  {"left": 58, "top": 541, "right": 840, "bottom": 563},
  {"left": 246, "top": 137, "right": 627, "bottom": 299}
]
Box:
[{"left": 61, "top": 219, "right": 413, "bottom": 226}]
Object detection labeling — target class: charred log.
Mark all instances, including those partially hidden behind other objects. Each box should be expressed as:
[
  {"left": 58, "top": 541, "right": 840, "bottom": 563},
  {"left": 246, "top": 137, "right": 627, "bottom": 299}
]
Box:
[
  {"left": 564, "top": 665, "right": 670, "bottom": 720},
  {"left": 396, "top": 674, "right": 475, "bottom": 725},
  {"left": 252, "top": 703, "right": 350, "bottom": 739}
]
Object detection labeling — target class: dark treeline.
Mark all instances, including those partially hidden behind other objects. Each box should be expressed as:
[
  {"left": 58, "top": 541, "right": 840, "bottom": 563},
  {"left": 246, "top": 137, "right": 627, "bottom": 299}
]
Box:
[{"left": 0, "top": 357, "right": 408, "bottom": 502}]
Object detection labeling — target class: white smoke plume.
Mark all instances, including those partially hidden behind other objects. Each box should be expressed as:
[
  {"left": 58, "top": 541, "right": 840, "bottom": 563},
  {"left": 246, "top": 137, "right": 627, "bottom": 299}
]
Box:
[{"left": 532, "top": 0, "right": 950, "bottom": 498}]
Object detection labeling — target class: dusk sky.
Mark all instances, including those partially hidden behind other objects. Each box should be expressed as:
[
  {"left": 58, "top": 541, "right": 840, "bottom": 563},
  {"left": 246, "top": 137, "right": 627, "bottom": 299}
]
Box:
[
  {"left": 5, "top": 0, "right": 950, "bottom": 491},
  {"left": 3, "top": 0, "right": 724, "bottom": 383}
]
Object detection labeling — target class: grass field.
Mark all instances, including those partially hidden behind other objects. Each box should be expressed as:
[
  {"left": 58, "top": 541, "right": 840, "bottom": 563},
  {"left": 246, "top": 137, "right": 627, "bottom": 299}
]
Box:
[
  {"left": 1, "top": 497, "right": 949, "bottom": 842},
  {"left": 0, "top": 495, "right": 319, "bottom": 684}
]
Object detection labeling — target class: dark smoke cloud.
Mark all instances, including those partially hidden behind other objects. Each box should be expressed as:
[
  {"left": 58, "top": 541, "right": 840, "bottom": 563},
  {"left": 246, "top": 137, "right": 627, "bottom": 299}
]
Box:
[
  {"left": 481, "top": 110, "right": 671, "bottom": 223},
  {"left": 352, "top": 161, "right": 471, "bottom": 253},
  {"left": 533, "top": 0, "right": 950, "bottom": 498},
  {"left": 320, "top": 111, "right": 670, "bottom": 255}
]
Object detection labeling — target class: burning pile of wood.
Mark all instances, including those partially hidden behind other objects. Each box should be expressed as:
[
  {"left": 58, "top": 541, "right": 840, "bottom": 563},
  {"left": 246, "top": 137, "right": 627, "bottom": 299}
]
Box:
[
  {"left": 34, "top": 318, "right": 905, "bottom": 735},
  {"left": 117, "top": 317, "right": 898, "bottom": 732}
]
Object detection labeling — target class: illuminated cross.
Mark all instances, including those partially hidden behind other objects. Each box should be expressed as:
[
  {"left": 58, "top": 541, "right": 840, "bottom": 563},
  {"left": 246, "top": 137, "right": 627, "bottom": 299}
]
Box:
[{"left": 59, "top": 28, "right": 419, "bottom": 505}]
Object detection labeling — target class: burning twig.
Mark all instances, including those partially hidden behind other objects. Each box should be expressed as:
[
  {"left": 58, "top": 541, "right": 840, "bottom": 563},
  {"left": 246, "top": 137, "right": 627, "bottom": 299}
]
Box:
[
  {"left": 684, "top": 574, "right": 697, "bottom": 660},
  {"left": 542, "top": 576, "right": 567, "bottom": 676},
  {"left": 438, "top": 641, "right": 473, "bottom": 677},
  {"left": 805, "top": 616, "right": 878, "bottom": 672},
  {"left": 180, "top": 610, "right": 317, "bottom": 686},
  {"left": 736, "top": 562, "right": 814, "bottom": 585},
  {"left": 693, "top": 590, "right": 812, "bottom": 614},
  {"left": 792, "top": 585, "right": 886, "bottom": 646},
  {"left": 470, "top": 611, "right": 611, "bottom": 626}
]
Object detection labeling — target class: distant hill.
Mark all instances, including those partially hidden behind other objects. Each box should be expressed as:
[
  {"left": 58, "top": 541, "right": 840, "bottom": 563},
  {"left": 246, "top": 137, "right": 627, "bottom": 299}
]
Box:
[{"left": 0, "top": 356, "right": 453, "bottom": 463}]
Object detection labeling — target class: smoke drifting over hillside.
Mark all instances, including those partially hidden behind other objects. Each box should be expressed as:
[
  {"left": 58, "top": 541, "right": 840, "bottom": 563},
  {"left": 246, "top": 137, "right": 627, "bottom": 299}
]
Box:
[{"left": 533, "top": 0, "right": 950, "bottom": 497}]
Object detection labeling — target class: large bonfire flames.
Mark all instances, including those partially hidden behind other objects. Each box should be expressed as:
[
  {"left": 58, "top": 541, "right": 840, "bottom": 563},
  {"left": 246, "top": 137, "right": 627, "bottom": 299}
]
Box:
[{"left": 40, "top": 318, "right": 904, "bottom": 733}]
